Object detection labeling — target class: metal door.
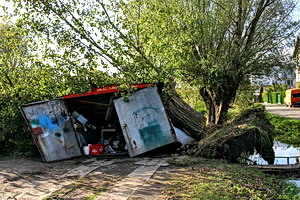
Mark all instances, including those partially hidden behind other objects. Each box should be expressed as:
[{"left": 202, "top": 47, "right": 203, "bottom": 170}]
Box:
[
  {"left": 114, "top": 87, "right": 176, "bottom": 157},
  {"left": 21, "top": 100, "right": 82, "bottom": 162}
]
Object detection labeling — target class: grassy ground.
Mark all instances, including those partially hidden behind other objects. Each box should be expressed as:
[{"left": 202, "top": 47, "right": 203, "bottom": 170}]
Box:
[
  {"left": 265, "top": 112, "right": 300, "bottom": 146},
  {"left": 165, "top": 157, "right": 300, "bottom": 200},
  {"left": 44, "top": 178, "right": 110, "bottom": 200}
]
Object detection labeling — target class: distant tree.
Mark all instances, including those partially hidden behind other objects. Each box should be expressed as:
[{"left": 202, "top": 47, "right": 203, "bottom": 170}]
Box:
[
  {"left": 9, "top": 0, "right": 300, "bottom": 124},
  {"left": 0, "top": 23, "right": 41, "bottom": 154},
  {"left": 0, "top": 21, "right": 112, "bottom": 154}
]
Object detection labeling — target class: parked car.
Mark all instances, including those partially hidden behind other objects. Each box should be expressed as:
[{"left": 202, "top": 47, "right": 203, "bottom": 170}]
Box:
[{"left": 284, "top": 88, "right": 300, "bottom": 107}]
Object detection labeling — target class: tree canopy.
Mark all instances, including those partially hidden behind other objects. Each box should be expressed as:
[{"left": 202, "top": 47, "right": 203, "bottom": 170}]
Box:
[
  {"left": 5, "top": 0, "right": 300, "bottom": 125},
  {"left": 122, "top": 0, "right": 299, "bottom": 123}
]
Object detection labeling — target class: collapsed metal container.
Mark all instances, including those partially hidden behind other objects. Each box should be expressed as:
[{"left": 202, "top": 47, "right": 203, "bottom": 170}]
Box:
[{"left": 21, "top": 84, "right": 185, "bottom": 162}]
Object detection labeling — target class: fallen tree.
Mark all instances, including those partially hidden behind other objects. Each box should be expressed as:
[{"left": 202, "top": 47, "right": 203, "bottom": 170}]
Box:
[
  {"left": 160, "top": 82, "right": 206, "bottom": 140},
  {"left": 161, "top": 84, "right": 274, "bottom": 165},
  {"left": 191, "top": 108, "right": 275, "bottom": 164},
  {"left": 164, "top": 94, "right": 206, "bottom": 140}
]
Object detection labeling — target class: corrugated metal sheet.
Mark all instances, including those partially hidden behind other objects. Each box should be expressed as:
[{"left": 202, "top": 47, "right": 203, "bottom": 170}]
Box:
[
  {"left": 114, "top": 87, "right": 176, "bottom": 157},
  {"left": 21, "top": 100, "right": 82, "bottom": 162}
]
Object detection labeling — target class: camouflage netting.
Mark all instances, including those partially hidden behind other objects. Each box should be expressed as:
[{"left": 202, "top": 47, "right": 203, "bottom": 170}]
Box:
[{"left": 193, "top": 108, "right": 275, "bottom": 164}]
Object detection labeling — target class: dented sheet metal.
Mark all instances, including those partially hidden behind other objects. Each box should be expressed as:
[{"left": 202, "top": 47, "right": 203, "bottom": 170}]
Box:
[
  {"left": 21, "top": 100, "right": 82, "bottom": 162},
  {"left": 114, "top": 87, "right": 176, "bottom": 157}
]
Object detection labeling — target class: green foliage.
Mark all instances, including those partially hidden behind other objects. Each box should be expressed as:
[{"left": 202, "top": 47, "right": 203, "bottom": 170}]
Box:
[
  {"left": 266, "top": 82, "right": 287, "bottom": 93},
  {"left": 233, "top": 80, "right": 256, "bottom": 109},
  {"left": 176, "top": 82, "right": 206, "bottom": 114},
  {"left": 266, "top": 112, "right": 300, "bottom": 146},
  {"left": 116, "top": 84, "right": 138, "bottom": 102},
  {"left": 165, "top": 158, "right": 300, "bottom": 199},
  {"left": 228, "top": 81, "right": 263, "bottom": 121},
  {"left": 8, "top": 0, "right": 300, "bottom": 125},
  {"left": 0, "top": 22, "right": 114, "bottom": 155},
  {"left": 262, "top": 92, "right": 268, "bottom": 103},
  {"left": 263, "top": 83, "right": 287, "bottom": 104}
]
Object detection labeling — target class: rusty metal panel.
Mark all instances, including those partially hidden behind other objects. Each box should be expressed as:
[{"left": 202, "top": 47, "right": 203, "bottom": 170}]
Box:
[
  {"left": 114, "top": 87, "right": 176, "bottom": 157},
  {"left": 21, "top": 100, "right": 82, "bottom": 162}
]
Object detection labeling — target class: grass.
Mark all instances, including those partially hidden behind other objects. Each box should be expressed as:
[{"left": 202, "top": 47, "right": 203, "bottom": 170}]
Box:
[
  {"left": 265, "top": 112, "right": 300, "bottom": 146},
  {"left": 165, "top": 157, "right": 300, "bottom": 200}
]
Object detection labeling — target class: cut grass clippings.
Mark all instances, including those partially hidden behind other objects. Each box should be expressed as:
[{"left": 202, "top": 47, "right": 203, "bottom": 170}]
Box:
[{"left": 165, "top": 158, "right": 300, "bottom": 200}]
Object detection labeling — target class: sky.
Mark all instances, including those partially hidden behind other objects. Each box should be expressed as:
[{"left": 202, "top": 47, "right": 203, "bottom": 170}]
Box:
[{"left": 0, "top": 1, "right": 14, "bottom": 16}]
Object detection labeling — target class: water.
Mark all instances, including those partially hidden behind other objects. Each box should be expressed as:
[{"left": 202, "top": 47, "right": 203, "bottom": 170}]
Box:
[
  {"left": 250, "top": 140, "right": 300, "bottom": 165},
  {"left": 250, "top": 141, "right": 300, "bottom": 188},
  {"left": 289, "top": 180, "right": 300, "bottom": 188}
]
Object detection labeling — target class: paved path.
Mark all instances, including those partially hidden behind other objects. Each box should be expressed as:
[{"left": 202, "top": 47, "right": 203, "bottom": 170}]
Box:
[
  {"left": 263, "top": 103, "right": 300, "bottom": 120},
  {"left": 60, "top": 159, "right": 115, "bottom": 178},
  {"left": 0, "top": 156, "right": 177, "bottom": 200},
  {"left": 96, "top": 157, "right": 171, "bottom": 200}
]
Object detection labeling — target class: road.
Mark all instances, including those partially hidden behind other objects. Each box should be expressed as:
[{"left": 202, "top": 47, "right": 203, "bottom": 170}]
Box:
[{"left": 262, "top": 103, "right": 300, "bottom": 120}]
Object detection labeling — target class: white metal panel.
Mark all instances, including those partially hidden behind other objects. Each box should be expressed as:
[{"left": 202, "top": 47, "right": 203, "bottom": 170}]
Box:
[
  {"left": 114, "top": 87, "right": 176, "bottom": 157},
  {"left": 21, "top": 100, "right": 82, "bottom": 162}
]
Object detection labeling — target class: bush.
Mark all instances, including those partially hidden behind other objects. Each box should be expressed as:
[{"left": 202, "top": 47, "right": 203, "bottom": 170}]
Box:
[
  {"left": 262, "top": 92, "right": 269, "bottom": 102},
  {"left": 263, "top": 92, "right": 285, "bottom": 104},
  {"left": 263, "top": 83, "right": 286, "bottom": 104}
]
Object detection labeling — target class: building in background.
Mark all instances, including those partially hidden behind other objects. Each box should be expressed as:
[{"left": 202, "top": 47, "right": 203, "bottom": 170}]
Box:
[
  {"left": 293, "top": 36, "right": 300, "bottom": 84},
  {"left": 250, "top": 68, "right": 295, "bottom": 91}
]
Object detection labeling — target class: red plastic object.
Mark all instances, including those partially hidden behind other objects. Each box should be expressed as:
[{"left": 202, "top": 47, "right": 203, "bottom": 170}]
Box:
[
  {"left": 32, "top": 127, "right": 43, "bottom": 135},
  {"left": 89, "top": 144, "right": 104, "bottom": 155}
]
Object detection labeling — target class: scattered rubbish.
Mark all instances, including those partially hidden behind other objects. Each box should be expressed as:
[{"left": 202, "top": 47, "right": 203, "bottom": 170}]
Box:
[
  {"left": 20, "top": 84, "right": 192, "bottom": 162},
  {"left": 83, "top": 146, "right": 89, "bottom": 155},
  {"left": 89, "top": 144, "right": 104, "bottom": 155},
  {"left": 173, "top": 126, "right": 195, "bottom": 146},
  {"left": 106, "top": 145, "right": 116, "bottom": 154},
  {"left": 72, "top": 111, "right": 88, "bottom": 125}
]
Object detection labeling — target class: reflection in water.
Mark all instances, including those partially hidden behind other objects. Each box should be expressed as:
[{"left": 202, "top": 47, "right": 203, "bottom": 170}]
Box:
[
  {"left": 289, "top": 180, "right": 300, "bottom": 188},
  {"left": 250, "top": 141, "right": 300, "bottom": 165},
  {"left": 250, "top": 141, "right": 300, "bottom": 189}
]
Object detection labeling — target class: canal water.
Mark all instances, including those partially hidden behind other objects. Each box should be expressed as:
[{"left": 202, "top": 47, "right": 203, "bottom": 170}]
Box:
[
  {"left": 250, "top": 140, "right": 300, "bottom": 165},
  {"left": 250, "top": 140, "right": 300, "bottom": 187}
]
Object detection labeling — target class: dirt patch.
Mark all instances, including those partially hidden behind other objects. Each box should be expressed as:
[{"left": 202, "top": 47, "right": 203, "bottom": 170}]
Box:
[{"left": 0, "top": 157, "right": 85, "bottom": 200}]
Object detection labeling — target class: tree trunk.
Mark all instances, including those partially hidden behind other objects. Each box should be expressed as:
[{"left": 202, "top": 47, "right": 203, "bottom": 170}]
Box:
[
  {"left": 162, "top": 83, "right": 206, "bottom": 140},
  {"left": 200, "top": 80, "right": 240, "bottom": 125}
]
